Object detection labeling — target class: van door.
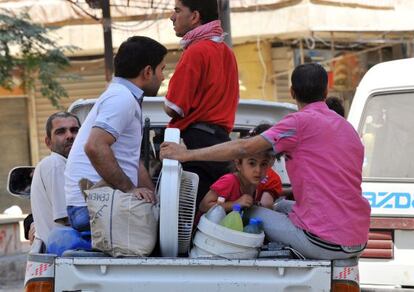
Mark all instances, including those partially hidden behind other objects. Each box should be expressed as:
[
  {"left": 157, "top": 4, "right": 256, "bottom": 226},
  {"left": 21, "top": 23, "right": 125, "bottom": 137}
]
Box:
[{"left": 357, "top": 90, "right": 414, "bottom": 288}]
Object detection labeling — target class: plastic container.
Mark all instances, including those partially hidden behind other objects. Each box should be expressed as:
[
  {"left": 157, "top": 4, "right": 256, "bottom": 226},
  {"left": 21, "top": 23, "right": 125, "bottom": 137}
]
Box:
[
  {"left": 190, "top": 215, "right": 265, "bottom": 259},
  {"left": 46, "top": 226, "right": 92, "bottom": 256},
  {"left": 256, "top": 217, "right": 264, "bottom": 232},
  {"left": 205, "top": 197, "right": 226, "bottom": 224},
  {"left": 243, "top": 218, "right": 261, "bottom": 234},
  {"left": 219, "top": 204, "right": 243, "bottom": 232}
]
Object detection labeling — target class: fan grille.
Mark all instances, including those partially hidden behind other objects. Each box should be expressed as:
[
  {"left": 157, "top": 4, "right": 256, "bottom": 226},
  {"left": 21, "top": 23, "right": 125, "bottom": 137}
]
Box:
[{"left": 177, "top": 171, "right": 198, "bottom": 255}]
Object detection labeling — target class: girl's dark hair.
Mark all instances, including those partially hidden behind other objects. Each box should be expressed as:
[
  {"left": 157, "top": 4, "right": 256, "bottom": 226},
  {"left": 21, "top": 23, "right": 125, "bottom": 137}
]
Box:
[
  {"left": 326, "top": 96, "right": 345, "bottom": 117},
  {"left": 248, "top": 123, "right": 277, "bottom": 160}
]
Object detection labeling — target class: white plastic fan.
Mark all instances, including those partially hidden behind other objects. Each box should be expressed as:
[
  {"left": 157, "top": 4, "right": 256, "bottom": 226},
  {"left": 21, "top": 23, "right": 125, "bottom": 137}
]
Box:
[{"left": 158, "top": 128, "right": 199, "bottom": 257}]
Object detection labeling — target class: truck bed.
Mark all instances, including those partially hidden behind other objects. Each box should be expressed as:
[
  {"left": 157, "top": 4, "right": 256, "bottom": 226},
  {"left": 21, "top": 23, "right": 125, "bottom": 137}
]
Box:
[{"left": 55, "top": 257, "right": 331, "bottom": 291}]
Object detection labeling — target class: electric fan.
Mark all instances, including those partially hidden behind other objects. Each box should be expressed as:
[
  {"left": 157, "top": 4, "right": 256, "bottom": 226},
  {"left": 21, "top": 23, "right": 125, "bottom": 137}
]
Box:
[{"left": 158, "top": 128, "right": 199, "bottom": 257}]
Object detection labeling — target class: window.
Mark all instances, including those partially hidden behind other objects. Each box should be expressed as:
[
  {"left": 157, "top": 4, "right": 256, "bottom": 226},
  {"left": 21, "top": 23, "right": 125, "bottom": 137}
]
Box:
[{"left": 359, "top": 91, "right": 414, "bottom": 179}]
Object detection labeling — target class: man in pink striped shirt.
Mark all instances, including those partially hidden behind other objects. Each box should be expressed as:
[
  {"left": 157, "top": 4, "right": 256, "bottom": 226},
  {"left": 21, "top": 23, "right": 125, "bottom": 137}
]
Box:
[{"left": 161, "top": 63, "right": 371, "bottom": 260}]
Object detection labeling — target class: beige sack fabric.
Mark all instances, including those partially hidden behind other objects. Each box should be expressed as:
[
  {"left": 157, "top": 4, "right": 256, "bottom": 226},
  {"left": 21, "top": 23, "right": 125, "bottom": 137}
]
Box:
[{"left": 84, "top": 183, "right": 159, "bottom": 257}]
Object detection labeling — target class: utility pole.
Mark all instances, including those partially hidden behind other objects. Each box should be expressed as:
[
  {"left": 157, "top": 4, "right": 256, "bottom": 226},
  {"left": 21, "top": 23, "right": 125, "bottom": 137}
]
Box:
[
  {"left": 218, "top": 0, "right": 232, "bottom": 47},
  {"left": 101, "top": 0, "right": 114, "bottom": 82}
]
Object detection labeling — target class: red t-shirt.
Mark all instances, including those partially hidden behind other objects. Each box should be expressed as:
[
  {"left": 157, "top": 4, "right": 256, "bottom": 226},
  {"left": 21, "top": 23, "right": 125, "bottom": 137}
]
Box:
[
  {"left": 211, "top": 170, "right": 282, "bottom": 203},
  {"left": 256, "top": 169, "right": 283, "bottom": 201},
  {"left": 166, "top": 39, "right": 239, "bottom": 133},
  {"left": 210, "top": 173, "right": 244, "bottom": 202}
]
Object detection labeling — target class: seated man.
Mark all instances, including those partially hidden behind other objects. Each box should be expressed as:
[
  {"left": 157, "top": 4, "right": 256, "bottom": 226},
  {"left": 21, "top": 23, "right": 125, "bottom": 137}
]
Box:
[
  {"left": 30, "top": 112, "right": 80, "bottom": 245},
  {"left": 64, "top": 36, "right": 167, "bottom": 232}
]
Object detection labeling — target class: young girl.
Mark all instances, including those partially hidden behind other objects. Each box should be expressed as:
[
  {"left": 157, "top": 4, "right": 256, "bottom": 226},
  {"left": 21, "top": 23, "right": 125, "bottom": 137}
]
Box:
[
  {"left": 199, "top": 149, "right": 275, "bottom": 213},
  {"left": 249, "top": 123, "right": 284, "bottom": 208}
]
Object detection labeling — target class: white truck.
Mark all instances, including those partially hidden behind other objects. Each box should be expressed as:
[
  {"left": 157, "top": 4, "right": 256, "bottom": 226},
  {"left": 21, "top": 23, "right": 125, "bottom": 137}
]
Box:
[
  {"left": 347, "top": 57, "right": 414, "bottom": 290},
  {"left": 7, "top": 98, "right": 360, "bottom": 292}
]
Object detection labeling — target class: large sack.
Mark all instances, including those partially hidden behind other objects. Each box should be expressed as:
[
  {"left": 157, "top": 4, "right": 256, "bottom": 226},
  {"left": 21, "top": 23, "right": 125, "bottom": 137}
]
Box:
[{"left": 83, "top": 182, "right": 159, "bottom": 257}]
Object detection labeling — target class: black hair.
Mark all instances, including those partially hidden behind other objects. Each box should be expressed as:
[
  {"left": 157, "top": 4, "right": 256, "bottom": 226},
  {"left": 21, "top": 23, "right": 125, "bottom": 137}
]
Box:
[
  {"left": 114, "top": 36, "right": 167, "bottom": 79},
  {"left": 245, "top": 123, "right": 276, "bottom": 159},
  {"left": 326, "top": 96, "right": 345, "bottom": 117},
  {"left": 248, "top": 123, "right": 272, "bottom": 136},
  {"left": 46, "top": 112, "right": 80, "bottom": 139},
  {"left": 291, "top": 63, "right": 328, "bottom": 104},
  {"left": 180, "top": 0, "right": 219, "bottom": 24}
]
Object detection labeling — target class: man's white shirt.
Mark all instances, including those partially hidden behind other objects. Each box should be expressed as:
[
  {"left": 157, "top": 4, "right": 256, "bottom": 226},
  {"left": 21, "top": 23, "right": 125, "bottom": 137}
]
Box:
[
  {"left": 31, "top": 152, "right": 68, "bottom": 243},
  {"left": 65, "top": 77, "right": 143, "bottom": 207}
]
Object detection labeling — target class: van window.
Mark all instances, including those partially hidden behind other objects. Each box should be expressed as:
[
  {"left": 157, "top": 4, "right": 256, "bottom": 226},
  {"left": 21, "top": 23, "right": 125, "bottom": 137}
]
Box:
[{"left": 360, "top": 91, "right": 414, "bottom": 179}]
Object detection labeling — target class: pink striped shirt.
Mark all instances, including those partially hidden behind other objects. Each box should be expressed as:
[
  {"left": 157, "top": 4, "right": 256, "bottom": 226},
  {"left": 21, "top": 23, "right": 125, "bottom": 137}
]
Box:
[{"left": 262, "top": 101, "right": 370, "bottom": 245}]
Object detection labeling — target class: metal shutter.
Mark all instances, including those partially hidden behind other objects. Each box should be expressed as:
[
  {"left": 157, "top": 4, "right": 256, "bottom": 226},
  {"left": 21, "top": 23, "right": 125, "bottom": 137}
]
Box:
[{"left": 34, "top": 59, "right": 107, "bottom": 162}]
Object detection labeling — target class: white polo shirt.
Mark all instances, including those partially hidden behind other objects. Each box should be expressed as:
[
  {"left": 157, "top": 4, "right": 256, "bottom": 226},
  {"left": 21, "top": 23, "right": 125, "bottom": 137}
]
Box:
[
  {"left": 31, "top": 152, "right": 68, "bottom": 243},
  {"left": 65, "top": 77, "right": 143, "bottom": 207}
]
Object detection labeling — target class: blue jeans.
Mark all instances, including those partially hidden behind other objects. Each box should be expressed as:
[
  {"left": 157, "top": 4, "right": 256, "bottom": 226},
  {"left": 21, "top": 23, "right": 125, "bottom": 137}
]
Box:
[
  {"left": 67, "top": 206, "right": 90, "bottom": 232},
  {"left": 244, "top": 202, "right": 365, "bottom": 260}
]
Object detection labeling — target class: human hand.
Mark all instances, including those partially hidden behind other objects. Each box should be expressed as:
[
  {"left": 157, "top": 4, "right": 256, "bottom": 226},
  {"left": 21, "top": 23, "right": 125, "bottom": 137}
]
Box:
[
  {"left": 160, "top": 142, "right": 188, "bottom": 162},
  {"left": 28, "top": 222, "right": 35, "bottom": 245},
  {"left": 128, "top": 187, "right": 156, "bottom": 204},
  {"left": 235, "top": 194, "right": 254, "bottom": 208},
  {"left": 259, "top": 191, "right": 275, "bottom": 209}
]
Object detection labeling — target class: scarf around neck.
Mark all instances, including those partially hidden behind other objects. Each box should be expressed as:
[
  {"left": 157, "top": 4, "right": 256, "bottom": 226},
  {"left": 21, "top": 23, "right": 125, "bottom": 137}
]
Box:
[{"left": 180, "top": 20, "right": 225, "bottom": 49}]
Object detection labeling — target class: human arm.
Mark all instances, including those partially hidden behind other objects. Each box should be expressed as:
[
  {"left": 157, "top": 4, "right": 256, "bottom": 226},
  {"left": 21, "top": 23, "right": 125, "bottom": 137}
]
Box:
[
  {"left": 256, "top": 168, "right": 283, "bottom": 208},
  {"left": 200, "top": 189, "right": 254, "bottom": 213},
  {"left": 160, "top": 135, "right": 271, "bottom": 162},
  {"left": 163, "top": 104, "right": 181, "bottom": 119},
  {"left": 138, "top": 160, "right": 155, "bottom": 191},
  {"left": 84, "top": 127, "right": 155, "bottom": 203},
  {"left": 135, "top": 160, "right": 156, "bottom": 202},
  {"left": 199, "top": 190, "right": 220, "bottom": 213},
  {"left": 28, "top": 223, "right": 35, "bottom": 245},
  {"left": 45, "top": 157, "right": 68, "bottom": 223},
  {"left": 23, "top": 214, "right": 34, "bottom": 243},
  {"left": 259, "top": 192, "right": 275, "bottom": 209}
]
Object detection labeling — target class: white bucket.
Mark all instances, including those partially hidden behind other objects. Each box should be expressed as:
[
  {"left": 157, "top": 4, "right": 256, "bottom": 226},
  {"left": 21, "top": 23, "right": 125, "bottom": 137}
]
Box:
[{"left": 190, "top": 215, "right": 265, "bottom": 259}]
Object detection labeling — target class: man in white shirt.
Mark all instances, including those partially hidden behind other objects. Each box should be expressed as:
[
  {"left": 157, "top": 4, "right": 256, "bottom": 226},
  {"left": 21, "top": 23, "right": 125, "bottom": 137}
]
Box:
[
  {"left": 65, "top": 36, "right": 167, "bottom": 232},
  {"left": 30, "top": 112, "right": 80, "bottom": 245}
]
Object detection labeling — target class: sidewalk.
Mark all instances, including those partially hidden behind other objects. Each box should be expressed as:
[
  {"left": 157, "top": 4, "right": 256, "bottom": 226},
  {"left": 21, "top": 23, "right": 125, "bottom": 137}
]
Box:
[
  {"left": 0, "top": 215, "right": 29, "bottom": 290},
  {"left": 0, "top": 253, "right": 26, "bottom": 290}
]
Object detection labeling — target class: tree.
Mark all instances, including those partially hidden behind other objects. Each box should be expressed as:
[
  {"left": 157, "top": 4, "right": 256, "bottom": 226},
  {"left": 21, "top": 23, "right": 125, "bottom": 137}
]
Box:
[{"left": 0, "top": 10, "right": 74, "bottom": 108}]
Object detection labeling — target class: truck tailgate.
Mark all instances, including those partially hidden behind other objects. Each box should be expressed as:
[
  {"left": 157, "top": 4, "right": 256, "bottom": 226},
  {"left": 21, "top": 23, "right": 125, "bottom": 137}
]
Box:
[{"left": 55, "top": 257, "right": 331, "bottom": 291}]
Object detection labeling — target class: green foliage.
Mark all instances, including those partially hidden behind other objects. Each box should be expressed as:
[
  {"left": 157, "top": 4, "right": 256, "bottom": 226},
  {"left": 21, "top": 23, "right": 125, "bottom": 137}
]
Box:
[{"left": 0, "top": 10, "right": 75, "bottom": 108}]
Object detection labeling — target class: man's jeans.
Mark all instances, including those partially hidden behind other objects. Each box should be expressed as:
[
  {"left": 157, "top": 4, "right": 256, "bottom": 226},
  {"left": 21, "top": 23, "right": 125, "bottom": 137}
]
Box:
[{"left": 67, "top": 206, "right": 90, "bottom": 232}]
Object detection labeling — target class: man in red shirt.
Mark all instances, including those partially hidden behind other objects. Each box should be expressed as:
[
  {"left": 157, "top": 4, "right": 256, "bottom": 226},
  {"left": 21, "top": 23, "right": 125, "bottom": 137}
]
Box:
[{"left": 164, "top": 0, "right": 239, "bottom": 208}]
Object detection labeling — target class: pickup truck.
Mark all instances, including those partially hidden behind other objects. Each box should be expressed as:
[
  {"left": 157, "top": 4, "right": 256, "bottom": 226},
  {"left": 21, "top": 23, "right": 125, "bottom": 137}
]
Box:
[
  {"left": 8, "top": 98, "right": 360, "bottom": 292},
  {"left": 347, "top": 57, "right": 414, "bottom": 290}
]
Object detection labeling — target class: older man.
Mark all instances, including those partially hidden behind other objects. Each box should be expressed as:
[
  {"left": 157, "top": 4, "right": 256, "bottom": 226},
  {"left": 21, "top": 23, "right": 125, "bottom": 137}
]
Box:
[{"left": 30, "top": 112, "right": 80, "bottom": 245}]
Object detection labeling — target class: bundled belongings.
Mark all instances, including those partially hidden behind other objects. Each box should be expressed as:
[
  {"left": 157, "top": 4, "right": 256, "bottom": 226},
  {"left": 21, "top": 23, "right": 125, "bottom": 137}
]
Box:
[{"left": 81, "top": 179, "right": 159, "bottom": 257}]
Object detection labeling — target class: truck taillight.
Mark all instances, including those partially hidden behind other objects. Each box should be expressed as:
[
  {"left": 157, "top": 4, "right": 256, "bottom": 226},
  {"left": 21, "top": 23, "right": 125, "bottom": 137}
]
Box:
[
  {"left": 25, "top": 279, "right": 54, "bottom": 292},
  {"left": 360, "top": 230, "right": 393, "bottom": 259},
  {"left": 332, "top": 257, "right": 360, "bottom": 292},
  {"left": 331, "top": 281, "right": 360, "bottom": 292},
  {"left": 24, "top": 253, "right": 55, "bottom": 292}
]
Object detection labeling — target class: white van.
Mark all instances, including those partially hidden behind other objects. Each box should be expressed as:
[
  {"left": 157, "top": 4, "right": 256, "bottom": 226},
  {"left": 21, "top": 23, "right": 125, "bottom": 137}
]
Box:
[{"left": 348, "top": 58, "right": 414, "bottom": 290}]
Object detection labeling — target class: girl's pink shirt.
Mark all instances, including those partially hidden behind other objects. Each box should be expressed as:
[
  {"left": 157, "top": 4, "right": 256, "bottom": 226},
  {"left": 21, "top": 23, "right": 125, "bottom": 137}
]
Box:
[{"left": 261, "top": 101, "right": 371, "bottom": 246}]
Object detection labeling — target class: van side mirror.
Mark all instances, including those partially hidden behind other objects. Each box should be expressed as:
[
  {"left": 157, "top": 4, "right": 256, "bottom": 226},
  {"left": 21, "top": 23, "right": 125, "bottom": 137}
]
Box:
[{"left": 7, "top": 166, "right": 35, "bottom": 199}]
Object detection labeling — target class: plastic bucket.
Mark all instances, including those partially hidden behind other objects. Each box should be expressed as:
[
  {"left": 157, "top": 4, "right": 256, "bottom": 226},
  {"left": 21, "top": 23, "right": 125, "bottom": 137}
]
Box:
[{"left": 190, "top": 215, "right": 264, "bottom": 259}]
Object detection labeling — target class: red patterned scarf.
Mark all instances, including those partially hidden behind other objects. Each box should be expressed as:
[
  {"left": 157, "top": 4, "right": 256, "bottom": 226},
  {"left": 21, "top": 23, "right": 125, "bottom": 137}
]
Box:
[{"left": 180, "top": 20, "right": 225, "bottom": 49}]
